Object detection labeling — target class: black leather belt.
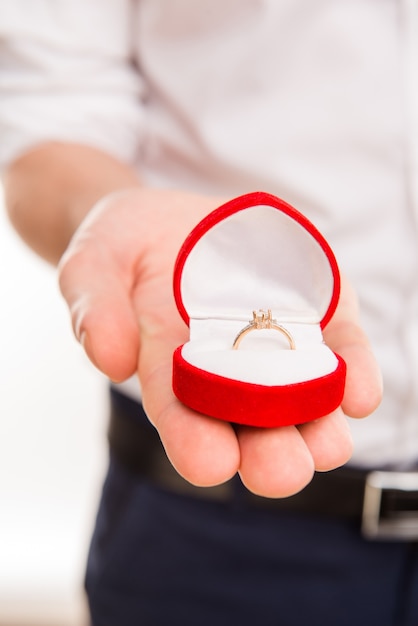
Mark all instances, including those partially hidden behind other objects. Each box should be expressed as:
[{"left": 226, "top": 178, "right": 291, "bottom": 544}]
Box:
[{"left": 108, "top": 388, "right": 418, "bottom": 540}]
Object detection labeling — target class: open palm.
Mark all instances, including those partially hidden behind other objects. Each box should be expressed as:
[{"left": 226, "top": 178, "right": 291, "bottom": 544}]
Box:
[{"left": 59, "top": 188, "right": 382, "bottom": 498}]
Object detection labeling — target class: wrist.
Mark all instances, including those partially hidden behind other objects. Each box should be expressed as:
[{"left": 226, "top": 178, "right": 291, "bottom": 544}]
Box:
[{"left": 3, "top": 142, "right": 141, "bottom": 265}]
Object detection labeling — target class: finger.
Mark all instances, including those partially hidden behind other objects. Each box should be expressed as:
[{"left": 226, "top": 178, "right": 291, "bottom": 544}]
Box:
[
  {"left": 324, "top": 320, "right": 383, "bottom": 418},
  {"left": 237, "top": 425, "right": 314, "bottom": 498},
  {"left": 297, "top": 408, "right": 353, "bottom": 471},
  {"left": 58, "top": 244, "right": 140, "bottom": 382},
  {"left": 324, "top": 276, "right": 383, "bottom": 418},
  {"left": 139, "top": 335, "right": 240, "bottom": 487}
]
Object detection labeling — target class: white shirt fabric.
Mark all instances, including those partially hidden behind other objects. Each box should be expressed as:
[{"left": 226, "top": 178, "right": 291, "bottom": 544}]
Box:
[{"left": 1, "top": 0, "right": 418, "bottom": 469}]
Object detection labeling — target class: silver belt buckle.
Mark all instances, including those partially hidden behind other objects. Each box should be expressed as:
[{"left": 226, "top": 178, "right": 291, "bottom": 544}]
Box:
[{"left": 362, "top": 471, "right": 418, "bottom": 540}]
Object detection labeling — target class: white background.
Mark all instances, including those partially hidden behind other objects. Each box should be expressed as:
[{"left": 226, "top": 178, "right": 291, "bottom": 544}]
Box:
[{"left": 0, "top": 187, "right": 108, "bottom": 626}]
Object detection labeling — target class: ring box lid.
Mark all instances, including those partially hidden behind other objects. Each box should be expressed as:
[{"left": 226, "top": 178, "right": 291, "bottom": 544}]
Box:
[{"left": 173, "top": 192, "right": 340, "bottom": 328}]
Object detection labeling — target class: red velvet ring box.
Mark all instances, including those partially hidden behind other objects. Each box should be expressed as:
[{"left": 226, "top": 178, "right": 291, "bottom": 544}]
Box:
[{"left": 172, "top": 192, "right": 346, "bottom": 428}]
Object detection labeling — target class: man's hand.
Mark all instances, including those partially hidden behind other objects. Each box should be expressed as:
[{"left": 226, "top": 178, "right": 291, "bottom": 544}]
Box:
[{"left": 59, "top": 187, "right": 383, "bottom": 498}]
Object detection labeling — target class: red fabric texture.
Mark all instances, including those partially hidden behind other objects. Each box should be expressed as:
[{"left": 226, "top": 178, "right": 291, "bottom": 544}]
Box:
[{"left": 172, "top": 346, "right": 347, "bottom": 427}]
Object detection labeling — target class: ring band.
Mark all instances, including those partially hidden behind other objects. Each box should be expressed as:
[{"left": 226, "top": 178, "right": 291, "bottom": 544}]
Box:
[{"left": 232, "top": 309, "right": 295, "bottom": 350}]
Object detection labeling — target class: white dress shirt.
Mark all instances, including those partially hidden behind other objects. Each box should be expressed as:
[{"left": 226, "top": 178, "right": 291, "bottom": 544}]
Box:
[{"left": 1, "top": 0, "right": 418, "bottom": 469}]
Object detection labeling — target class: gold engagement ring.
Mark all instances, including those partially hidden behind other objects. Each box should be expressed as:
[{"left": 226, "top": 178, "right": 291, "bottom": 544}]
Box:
[{"left": 232, "top": 309, "right": 295, "bottom": 350}]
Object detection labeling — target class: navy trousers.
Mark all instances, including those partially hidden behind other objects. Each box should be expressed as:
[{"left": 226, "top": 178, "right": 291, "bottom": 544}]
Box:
[{"left": 85, "top": 455, "right": 418, "bottom": 626}]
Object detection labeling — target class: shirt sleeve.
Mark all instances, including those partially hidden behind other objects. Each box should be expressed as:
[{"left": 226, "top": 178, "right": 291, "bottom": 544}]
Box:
[{"left": 0, "top": 0, "right": 145, "bottom": 170}]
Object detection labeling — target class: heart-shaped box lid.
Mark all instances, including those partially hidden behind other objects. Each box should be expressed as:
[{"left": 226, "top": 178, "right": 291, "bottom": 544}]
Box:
[{"left": 173, "top": 192, "right": 340, "bottom": 328}]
